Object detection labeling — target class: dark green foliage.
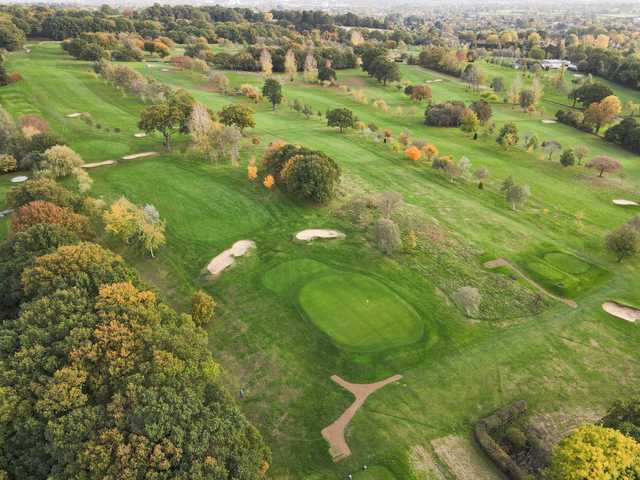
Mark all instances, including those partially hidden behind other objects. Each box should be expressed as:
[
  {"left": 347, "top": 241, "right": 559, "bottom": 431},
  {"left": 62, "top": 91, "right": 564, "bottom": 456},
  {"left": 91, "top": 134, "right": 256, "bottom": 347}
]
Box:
[
  {"left": 262, "top": 78, "right": 282, "bottom": 110},
  {"left": 318, "top": 63, "right": 336, "bottom": 82},
  {"left": 605, "top": 117, "right": 640, "bottom": 154},
  {"left": 284, "top": 153, "right": 341, "bottom": 203},
  {"left": 606, "top": 225, "right": 639, "bottom": 262},
  {"left": 0, "top": 20, "right": 26, "bottom": 51},
  {"left": 470, "top": 99, "right": 493, "bottom": 124},
  {"left": 602, "top": 398, "right": 640, "bottom": 443},
  {"left": 570, "top": 82, "right": 614, "bottom": 107},
  {"left": 559, "top": 149, "right": 576, "bottom": 167},
  {"left": 326, "top": 107, "right": 355, "bottom": 132}
]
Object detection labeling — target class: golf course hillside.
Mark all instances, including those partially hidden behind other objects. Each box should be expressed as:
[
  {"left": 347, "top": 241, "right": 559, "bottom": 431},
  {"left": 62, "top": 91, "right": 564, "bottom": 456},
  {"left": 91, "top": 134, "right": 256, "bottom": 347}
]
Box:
[{"left": 1, "top": 7, "right": 640, "bottom": 478}]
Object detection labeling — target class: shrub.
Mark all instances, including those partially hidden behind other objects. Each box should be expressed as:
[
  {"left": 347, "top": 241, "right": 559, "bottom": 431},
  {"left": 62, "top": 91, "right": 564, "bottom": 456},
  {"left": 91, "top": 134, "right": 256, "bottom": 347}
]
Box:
[
  {"left": 192, "top": 289, "right": 216, "bottom": 327},
  {"left": 0, "top": 153, "right": 16, "bottom": 173},
  {"left": 424, "top": 101, "right": 466, "bottom": 127},
  {"left": 375, "top": 218, "right": 402, "bottom": 255},
  {"left": 5, "top": 178, "right": 78, "bottom": 209},
  {"left": 40, "top": 145, "right": 84, "bottom": 179},
  {"left": 505, "top": 427, "right": 527, "bottom": 451},
  {"left": 559, "top": 149, "right": 576, "bottom": 167},
  {"left": 606, "top": 225, "right": 639, "bottom": 262}
]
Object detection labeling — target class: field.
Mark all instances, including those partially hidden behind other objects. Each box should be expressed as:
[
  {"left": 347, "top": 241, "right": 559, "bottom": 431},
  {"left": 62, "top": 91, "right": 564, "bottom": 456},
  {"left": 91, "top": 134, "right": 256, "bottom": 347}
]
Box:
[{"left": 2, "top": 42, "right": 640, "bottom": 479}]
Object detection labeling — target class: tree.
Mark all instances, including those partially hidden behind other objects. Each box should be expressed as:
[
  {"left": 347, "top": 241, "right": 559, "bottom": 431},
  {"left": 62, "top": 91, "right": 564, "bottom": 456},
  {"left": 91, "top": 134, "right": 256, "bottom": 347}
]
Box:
[
  {"left": 303, "top": 53, "right": 318, "bottom": 82},
  {"left": 218, "top": 104, "right": 255, "bottom": 132},
  {"left": 547, "top": 425, "right": 640, "bottom": 480},
  {"left": 462, "top": 64, "right": 485, "bottom": 91},
  {"left": 606, "top": 225, "right": 639, "bottom": 262},
  {"left": 191, "top": 289, "right": 215, "bottom": 327},
  {"left": 0, "top": 20, "right": 26, "bottom": 51},
  {"left": 0, "top": 153, "right": 16, "bottom": 173},
  {"left": 405, "top": 146, "right": 422, "bottom": 162},
  {"left": 284, "top": 154, "right": 341, "bottom": 203},
  {"left": 574, "top": 145, "right": 590, "bottom": 165},
  {"left": 376, "top": 191, "right": 402, "bottom": 218},
  {"left": 560, "top": 149, "right": 576, "bottom": 167},
  {"left": 263, "top": 174, "right": 275, "bottom": 189},
  {"left": 260, "top": 48, "right": 272, "bottom": 76},
  {"left": 262, "top": 78, "right": 283, "bottom": 110},
  {"left": 423, "top": 144, "right": 438, "bottom": 161},
  {"left": 410, "top": 85, "right": 432, "bottom": 102},
  {"left": 497, "top": 122, "right": 519, "bottom": 149},
  {"left": 490, "top": 77, "right": 505, "bottom": 93},
  {"left": 507, "top": 76, "right": 522, "bottom": 107},
  {"left": 474, "top": 167, "right": 489, "bottom": 188},
  {"left": 11, "top": 200, "right": 89, "bottom": 236},
  {"left": 519, "top": 89, "right": 536, "bottom": 111},
  {"left": 6, "top": 177, "right": 77, "bottom": 208},
  {"left": 21, "top": 242, "right": 137, "bottom": 299},
  {"left": 284, "top": 49, "right": 297, "bottom": 81},
  {"left": 188, "top": 102, "right": 215, "bottom": 154},
  {"left": 210, "top": 71, "right": 230, "bottom": 93},
  {"left": 586, "top": 155, "right": 621, "bottom": 177},
  {"left": 318, "top": 63, "right": 336, "bottom": 82},
  {"left": 375, "top": 218, "right": 402, "bottom": 255},
  {"left": 326, "top": 108, "right": 355, "bottom": 133},
  {"left": 103, "top": 197, "right": 166, "bottom": 257},
  {"left": 138, "top": 90, "right": 195, "bottom": 150},
  {"left": 542, "top": 140, "right": 562, "bottom": 160},
  {"left": 370, "top": 57, "right": 400, "bottom": 85},
  {"left": 453, "top": 286, "right": 481, "bottom": 316},
  {"left": 571, "top": 82, "right": 614, "bottom": 107},
  {"left": 470, "top": 100, "right": 492, "bottom": 124},
  {"left": 460, "top": 109, "right": 480, "bottom": 135},
  {"left": 584, "top": 95, "right": 622, "bottom": 133},
  {"left": 40, "top": 145, "right": 84, "bottom": 178}
]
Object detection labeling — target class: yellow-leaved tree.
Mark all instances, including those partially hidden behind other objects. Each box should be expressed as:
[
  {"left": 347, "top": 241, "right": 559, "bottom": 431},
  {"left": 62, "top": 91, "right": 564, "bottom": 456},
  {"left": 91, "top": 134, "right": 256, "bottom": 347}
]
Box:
[{"left": 547, "top": 425, "right": 640, "bottom": 480}]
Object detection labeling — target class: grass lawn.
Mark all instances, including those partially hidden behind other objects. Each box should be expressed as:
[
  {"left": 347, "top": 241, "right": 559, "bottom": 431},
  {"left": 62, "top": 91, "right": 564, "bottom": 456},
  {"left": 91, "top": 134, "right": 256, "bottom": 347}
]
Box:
[
  {"left": 298, "top": 273, "right": 424, "bottom": 352},
  {"left": 2, "top": 42, "right": 640, "bottom": 479}
]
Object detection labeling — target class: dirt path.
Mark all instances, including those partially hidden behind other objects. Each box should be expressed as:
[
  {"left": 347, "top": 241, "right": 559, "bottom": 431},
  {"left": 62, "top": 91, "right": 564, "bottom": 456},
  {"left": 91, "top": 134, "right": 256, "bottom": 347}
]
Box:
[
  {"left": 484, "top": 258, "right": 577, "bottom": 308},
  {"left": 321, "top": 374, "right": 402, "bottom": 462}
]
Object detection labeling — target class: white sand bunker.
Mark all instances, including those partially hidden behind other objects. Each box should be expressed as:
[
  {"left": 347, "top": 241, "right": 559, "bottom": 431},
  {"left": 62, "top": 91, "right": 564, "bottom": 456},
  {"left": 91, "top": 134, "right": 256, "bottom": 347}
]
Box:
[
  {"left": 613, "top": 199, "right": 639, "bottom": 206},
  {"left": 10, "top": 175, "right": 28, "bottom": 183},
  {"left": 542, "top": 120, "right": 557, "bottom": 124},
  {"left": 295, "top": 229, "right": 345, "bottom": 241},
  {"left": 603, "top": 301, "right": 640, "bottom": 323},
  {"left": 122, "top": 152, "right": 157, "bottom": 160},
  {"left": 161, "top": 68, "right": 170, "bottom": 72},
  {"left": 426, "top": 79, "right": 443, "bottom": 83},
  {"left": 134, "top": 132, "right": 146, "bottom": 138},
  {"left": 82, "top": 160, "right": 116, "bottom": 169},
  {"left": 207, "top": 240, "right": 255, "bottom": 276},
  {"left": 66, "top": 112, "right": 82, "bottom": 118}
]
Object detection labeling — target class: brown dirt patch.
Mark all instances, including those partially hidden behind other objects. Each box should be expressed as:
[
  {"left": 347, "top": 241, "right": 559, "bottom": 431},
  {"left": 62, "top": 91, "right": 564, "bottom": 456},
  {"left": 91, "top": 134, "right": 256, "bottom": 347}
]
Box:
[
  {"left": 409, "top": 445, "right": 446, "bottom": 480},
  {"left": 321, "top": 374, "right": 402, "bottom": 462}
]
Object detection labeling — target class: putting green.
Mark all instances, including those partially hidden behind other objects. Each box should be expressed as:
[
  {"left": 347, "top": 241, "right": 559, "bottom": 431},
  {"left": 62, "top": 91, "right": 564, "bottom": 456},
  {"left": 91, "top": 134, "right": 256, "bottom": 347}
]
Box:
[
  {"left": 353, "top": 466, "right": 397, "bottom": 479},
  {"left": 298, "top": 273, "right": 423, "bottom": 352},
  {"left": 544, "top": 252, "right": 591, "bottom": 275}
]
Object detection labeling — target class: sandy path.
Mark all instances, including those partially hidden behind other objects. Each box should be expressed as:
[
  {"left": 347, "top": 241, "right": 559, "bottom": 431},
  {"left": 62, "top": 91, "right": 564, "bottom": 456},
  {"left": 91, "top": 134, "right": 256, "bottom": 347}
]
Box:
[
  {"left": 321, "top": 374, "right": 402, "bottom": 461},
  {"left": 207, "top": 240, "right": 255, "bottom": 276},
  {"left": 484, "top": 258, "right": 577, "bottom": 308},
  {"left": 295, "top": 229, "right": 345, "bottom": 241},
  {"left": 82, "top": 160, "right": 116, "bottom": 169},
  {"left": 613, "top": 199, "right": 639, "bottom": 206},
  {"left": 122, "top": 152, "right": 157, "bottom": 160},
  {"left": 602, "top": 301, "right": 640, "bottom": 322}
]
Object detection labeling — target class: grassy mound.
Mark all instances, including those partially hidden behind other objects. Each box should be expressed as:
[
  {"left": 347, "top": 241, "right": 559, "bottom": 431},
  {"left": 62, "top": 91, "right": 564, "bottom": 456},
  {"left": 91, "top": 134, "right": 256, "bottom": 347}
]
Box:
[
  {"left": 262, "top": 258, "right": 332, "bottom": 296},
  {"left": 298, "top": 273, "right": 423, "bottom": 352}
]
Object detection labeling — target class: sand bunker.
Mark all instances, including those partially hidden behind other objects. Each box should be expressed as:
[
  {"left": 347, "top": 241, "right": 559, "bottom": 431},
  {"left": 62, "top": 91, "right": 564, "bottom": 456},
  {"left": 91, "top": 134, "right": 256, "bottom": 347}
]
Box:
[
  {"left": 542, "top": 120, "right": 557, "bottom": 124},
  {"left": 602, "top": 301, "right": 640, "bottom": 322},
  {"left": 613, "top": 199, "right": 639, "bottom": 206},
  {"left": 10, "top": 175, "right": 28, "bottom": 183},
  {"left": 134, "top": 132, "right": 146, "bottom": 138},
  {"left": 66, "top": 113, "right": 83, "bottom": 118},
  {"left": 82, "top": 160, "right": 116, "bottom": 169},
  {"left": 426, "top": 79, "right": 443, "bottom": 83},
  {"left": 207, "top": 240, "right": 255, "bottom": 276},
  {"left": 0, "top": 208, "right": 13, "bottom": 218},
  {"left": 295, "top": 229, "right": 345, "bottom": 241},
  {"left": 122, "top": 152, "right": 157, "bottom": 160},
  {"left": 322, "top": 374, "right": 402, "bottom": 462},
  {"left": 484, "top": 257, "right": 577, "bottom": 308}
]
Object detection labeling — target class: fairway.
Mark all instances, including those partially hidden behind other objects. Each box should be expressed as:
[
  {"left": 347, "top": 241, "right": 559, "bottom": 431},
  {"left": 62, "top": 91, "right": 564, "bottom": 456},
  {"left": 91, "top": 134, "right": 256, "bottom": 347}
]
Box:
[
  {"left": 353, "top": 466, "right": 397, "bottom": 479},
  {"left": 298, "top": 273, "right": 424, "bottom": 352}
]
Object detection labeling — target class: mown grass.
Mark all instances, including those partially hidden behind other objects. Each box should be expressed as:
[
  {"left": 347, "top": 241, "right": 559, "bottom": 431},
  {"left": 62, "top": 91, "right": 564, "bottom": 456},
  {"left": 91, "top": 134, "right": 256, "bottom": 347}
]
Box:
[{"left": 1, "top": 42, "right": 640, "bottom": 479}]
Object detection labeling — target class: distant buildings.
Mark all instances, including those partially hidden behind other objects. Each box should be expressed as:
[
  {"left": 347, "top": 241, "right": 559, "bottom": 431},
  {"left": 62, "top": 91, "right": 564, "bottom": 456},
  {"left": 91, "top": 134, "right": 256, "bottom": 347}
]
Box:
[{"left": 540, "top": 59, "right": 578, "bottom": 71}]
